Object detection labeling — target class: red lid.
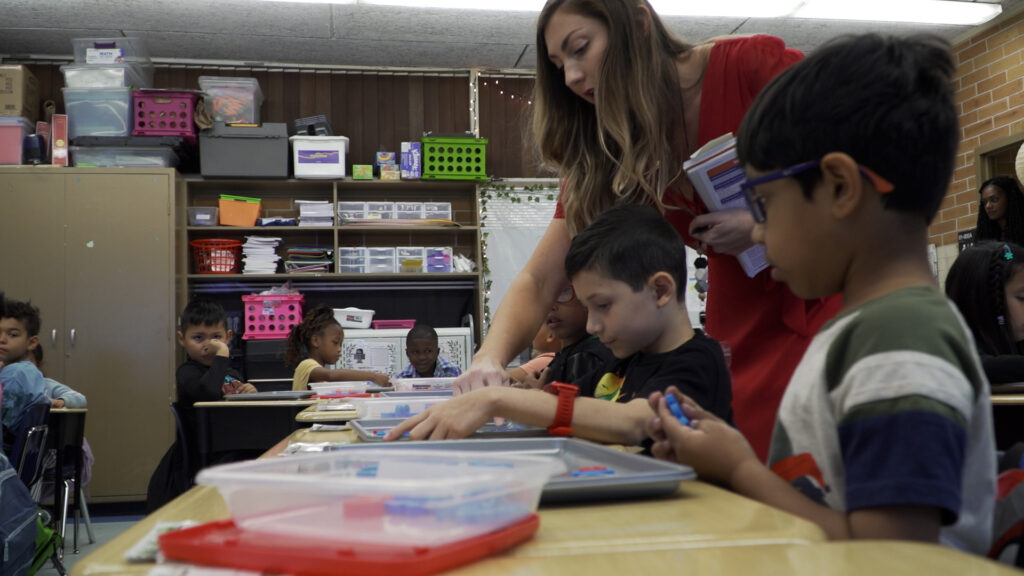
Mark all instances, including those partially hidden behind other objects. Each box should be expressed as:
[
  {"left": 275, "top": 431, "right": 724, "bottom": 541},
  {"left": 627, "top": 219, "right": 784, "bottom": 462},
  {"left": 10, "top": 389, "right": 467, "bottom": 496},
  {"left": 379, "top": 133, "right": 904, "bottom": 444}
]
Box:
[{"left": 159, "top": 513, "right": 539, "bottom": 576}]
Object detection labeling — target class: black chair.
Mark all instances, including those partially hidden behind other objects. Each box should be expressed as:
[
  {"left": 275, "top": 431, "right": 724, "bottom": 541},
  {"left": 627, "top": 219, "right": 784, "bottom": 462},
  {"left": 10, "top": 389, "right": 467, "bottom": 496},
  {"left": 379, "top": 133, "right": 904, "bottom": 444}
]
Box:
[
  {"left": 47, "top": 410, "right": 94, "bottom": 554},
  {"left": 170, "top": 402, "right": 193, "bottom": 484},
  {"left": 11, "top": 402, "right": 51, "bottom": 490}
]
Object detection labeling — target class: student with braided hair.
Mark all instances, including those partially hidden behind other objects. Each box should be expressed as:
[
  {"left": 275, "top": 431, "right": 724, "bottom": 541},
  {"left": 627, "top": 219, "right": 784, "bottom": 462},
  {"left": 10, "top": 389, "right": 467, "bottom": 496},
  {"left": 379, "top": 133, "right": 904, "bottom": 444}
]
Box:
[
  {"left": 946, "top": 241, "right": 1024, "bottom": 384},
  {"left": 975, "top": 177, "right": 1024, "bottom": 245},
  {"left": 286, "top": 304, "right": 391, "bottom": 391}
]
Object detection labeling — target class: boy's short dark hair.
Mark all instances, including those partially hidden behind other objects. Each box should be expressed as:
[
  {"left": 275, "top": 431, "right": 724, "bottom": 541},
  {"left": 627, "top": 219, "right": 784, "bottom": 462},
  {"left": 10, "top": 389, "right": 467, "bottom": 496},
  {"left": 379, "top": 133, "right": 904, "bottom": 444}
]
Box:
[
  {"left": 565, "top": 204, "right": 688, "bottom": 298},
  {"left": 407, "top": 323, "right": 438, "bottom": 343},
  {"left": 180, "top": 298, "right": 228, "bottom": 331},
  {"left": 737, "top": 33, "right": 957, "bottom": 224},
  {"left": 2, "top": 298, "right": 41, "bottom": 337}
]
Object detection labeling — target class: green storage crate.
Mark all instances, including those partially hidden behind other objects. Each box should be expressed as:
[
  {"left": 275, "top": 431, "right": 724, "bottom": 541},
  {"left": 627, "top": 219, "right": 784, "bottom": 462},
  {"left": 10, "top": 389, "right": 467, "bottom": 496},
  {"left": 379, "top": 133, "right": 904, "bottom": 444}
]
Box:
[{"left": 421, "top": 136, "right": 488, "bottom": 181}]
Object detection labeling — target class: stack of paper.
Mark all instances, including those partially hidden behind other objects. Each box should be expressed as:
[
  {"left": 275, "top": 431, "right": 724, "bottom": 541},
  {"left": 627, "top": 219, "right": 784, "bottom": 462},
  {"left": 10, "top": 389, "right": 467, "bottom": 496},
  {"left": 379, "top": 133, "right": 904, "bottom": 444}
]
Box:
[
  {"left": 296, "top": 200, "right": 334, "bottom": 227},
  {"left": 285, "top": 246, "right": 333, "bottom": 274},
  {"left": 242, "top": 236, "right": 282, "bottom": 274}
]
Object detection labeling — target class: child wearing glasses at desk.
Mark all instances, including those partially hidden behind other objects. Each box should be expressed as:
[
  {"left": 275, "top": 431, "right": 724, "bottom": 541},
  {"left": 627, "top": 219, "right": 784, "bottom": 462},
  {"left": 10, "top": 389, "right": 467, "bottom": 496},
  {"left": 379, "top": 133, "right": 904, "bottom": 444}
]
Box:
[
  {"left": 395, "top": 323, "right": 462, "bottom": 379},
  {"left": 386, "top": 204, "right": 733, "bottom": 444},
  {"left": 510, "top": 284, "right": 613, "bottom": 392},
  {"left": 647, "top": 34, "right": 996, "bottom": 554},
  {"left": 286, "top": 305, "right": 391, "bottom": 391}
]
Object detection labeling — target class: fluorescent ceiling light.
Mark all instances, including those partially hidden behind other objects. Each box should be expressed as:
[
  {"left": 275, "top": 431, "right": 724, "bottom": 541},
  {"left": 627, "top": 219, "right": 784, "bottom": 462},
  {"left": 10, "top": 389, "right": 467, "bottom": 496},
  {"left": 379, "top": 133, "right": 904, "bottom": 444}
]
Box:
[{"left": 254, "top": 0, "right": 1003, "bottom": 26}]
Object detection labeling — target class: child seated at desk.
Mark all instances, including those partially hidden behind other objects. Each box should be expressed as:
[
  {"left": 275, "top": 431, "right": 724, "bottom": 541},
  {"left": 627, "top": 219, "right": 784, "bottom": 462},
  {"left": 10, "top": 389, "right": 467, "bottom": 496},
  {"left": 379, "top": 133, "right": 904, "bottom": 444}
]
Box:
[
  {"left": 506, "top": 325, "right": 561, "bottom": 387},
  {"left": 395, "top": 323, "right": 462, "bottom": 378},
  {"left": 386, "top": 204, "right": 733, "bottom": 444},
  {"left": 511, "top": 284, "right": 613, "bottom": 392},
  {"left": 945, "top": 241, "right": 1024, "bottom": 384},
  {"left": 286, "top": 305, "right": 392, "bottom": 391},
  {"left": 0, "top": 297, "right": 49, "bottom": 456},
  {"left": 647, "top": 34, "right": 996, "bottom": 554}
]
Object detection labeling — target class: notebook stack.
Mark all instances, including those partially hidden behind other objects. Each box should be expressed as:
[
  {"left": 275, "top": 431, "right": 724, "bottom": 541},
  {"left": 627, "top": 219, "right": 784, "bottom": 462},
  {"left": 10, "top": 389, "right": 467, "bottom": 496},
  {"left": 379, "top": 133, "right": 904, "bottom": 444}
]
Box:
[
  {"left": 285, "top": 246, "right": 333, "bottom": 274},
  {"left": 296, "top": 200, "right": 334, "bottom": 227},
  {"left": 241, "top": 236, "right": 282, "bottom": 274}
]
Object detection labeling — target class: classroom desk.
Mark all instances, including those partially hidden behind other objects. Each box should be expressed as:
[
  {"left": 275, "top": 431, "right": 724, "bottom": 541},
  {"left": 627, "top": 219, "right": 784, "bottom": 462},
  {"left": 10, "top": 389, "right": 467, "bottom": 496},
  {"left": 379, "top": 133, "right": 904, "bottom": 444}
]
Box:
[
  {"left": 193, "top": 400, "right": 316, "bottom": 468},
  {"left": 991, "top": 394, "right": 1024, "bottom": 405},
  {"left": 48, "top": 408, "right": 88, "bottom": 553},
  {"left": 294, "top": 402, "right": 359, "bottom": 423}
]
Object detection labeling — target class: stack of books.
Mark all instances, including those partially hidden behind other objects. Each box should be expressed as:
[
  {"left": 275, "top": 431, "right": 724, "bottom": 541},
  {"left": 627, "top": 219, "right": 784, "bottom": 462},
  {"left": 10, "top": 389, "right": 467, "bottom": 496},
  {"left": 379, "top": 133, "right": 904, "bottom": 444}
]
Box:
[
  {"left": 296, "top": 200, "right": 334, "bottom": 227},
  {"left": 242, "top": 236, "right": 282, "bottom": 274},
  {"left": 285, "top": 246, "right": 333, "bottom": 274}
]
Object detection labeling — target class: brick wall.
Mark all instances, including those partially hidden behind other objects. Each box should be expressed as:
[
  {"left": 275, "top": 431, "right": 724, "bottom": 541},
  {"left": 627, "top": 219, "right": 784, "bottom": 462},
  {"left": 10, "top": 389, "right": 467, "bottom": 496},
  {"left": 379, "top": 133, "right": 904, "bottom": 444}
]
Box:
[{"left": 932, "top": 9, "right": 1024, "bottom": 247}]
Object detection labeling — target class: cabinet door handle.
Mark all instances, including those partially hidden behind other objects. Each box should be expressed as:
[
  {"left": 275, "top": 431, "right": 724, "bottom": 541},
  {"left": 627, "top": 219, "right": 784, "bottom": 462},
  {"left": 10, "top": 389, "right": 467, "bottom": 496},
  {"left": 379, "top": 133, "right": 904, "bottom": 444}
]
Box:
[
  {"left": 69, "top": 328, "right": 76, "bottom": 347},
  {"left": 51, "top": 329, "right": 57, "bottom": 347}
]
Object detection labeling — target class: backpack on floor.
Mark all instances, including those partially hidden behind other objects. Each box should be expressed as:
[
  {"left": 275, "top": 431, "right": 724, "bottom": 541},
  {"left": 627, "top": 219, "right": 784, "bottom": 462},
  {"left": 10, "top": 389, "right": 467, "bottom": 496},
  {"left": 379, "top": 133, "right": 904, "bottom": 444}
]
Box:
[
  {"left": 0, "top": 456, "right": 37, "bottom": 576},
  {"left": 27, "top": 512, "right": 62, "bottom": 576}
]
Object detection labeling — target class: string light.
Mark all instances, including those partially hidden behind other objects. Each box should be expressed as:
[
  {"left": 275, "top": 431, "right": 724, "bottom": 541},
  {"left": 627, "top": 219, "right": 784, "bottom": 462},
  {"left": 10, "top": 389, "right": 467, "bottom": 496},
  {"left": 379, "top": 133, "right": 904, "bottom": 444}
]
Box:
[{"left": 479, "top": 76, "right": 534, "bottom": 106}]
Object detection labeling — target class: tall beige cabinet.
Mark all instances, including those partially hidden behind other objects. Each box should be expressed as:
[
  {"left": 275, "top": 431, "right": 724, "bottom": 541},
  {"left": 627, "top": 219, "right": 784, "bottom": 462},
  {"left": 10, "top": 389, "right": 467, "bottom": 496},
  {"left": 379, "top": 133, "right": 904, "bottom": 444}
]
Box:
[{"left": 0, "top": 167, "right": 178, "bottom": 502}]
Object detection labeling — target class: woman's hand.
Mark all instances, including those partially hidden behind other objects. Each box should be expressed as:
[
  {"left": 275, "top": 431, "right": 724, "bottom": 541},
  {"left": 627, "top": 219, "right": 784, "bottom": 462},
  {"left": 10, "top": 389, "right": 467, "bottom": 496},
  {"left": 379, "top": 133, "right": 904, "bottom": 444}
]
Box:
[
  {"left": 647, "top": 386, "right": 758, "bottom": 486},
  {"left": 453, "top": 355, "right": 510, "bottom": 395},
  {"left": 689, "top": 209, "right": 756, "bottom": 255}
]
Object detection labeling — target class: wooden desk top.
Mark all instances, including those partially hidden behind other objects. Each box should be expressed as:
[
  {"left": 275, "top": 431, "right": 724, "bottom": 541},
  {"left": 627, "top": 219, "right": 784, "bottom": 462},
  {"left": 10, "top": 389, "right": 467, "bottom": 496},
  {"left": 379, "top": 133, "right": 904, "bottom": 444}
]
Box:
[
  {"left": 990, "top": 394, "right": 1024, "bottom": 405},
  {"left": 193, "top": 400, "right": 318, "bottom": 408},
  {"left": 294, "top": 403, "right": 359, "bottom": 423},
  {"left": 50, "top": 408, "right": 88, "bottom": 413}
]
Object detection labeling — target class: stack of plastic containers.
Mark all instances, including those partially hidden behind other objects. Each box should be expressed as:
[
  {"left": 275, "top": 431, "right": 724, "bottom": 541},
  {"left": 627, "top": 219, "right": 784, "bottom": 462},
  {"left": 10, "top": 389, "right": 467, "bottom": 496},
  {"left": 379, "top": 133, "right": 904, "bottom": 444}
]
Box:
[{"left": 62, "top": 37, "right": 177, "bottom": 168}]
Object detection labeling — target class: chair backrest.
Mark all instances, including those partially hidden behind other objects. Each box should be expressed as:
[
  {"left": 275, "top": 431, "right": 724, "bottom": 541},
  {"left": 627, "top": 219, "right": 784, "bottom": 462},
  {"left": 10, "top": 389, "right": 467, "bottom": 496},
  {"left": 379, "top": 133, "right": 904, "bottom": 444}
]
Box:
[
  {"left": 48, "top": 409, "right": 86, "bottom": 481},
  {"left": 10, "top": 402, "right": 51, "bottom": 489},
  {"left": 169, "top": 402, "right": 191, "bottom": 477}
]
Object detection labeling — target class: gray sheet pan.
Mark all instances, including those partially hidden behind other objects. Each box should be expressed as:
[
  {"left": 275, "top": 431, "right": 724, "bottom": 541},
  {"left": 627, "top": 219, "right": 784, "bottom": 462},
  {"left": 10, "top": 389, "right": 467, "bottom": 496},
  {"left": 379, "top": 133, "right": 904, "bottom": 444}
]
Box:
[
  {"left": 379, "top": 390, "right": 454, "bottom": 398},
  {"left": 351, "top": 418, "right": 547, "bottom": 442},
  {"left": 293, "top": 437, "right": 695, "bottom": 503}
]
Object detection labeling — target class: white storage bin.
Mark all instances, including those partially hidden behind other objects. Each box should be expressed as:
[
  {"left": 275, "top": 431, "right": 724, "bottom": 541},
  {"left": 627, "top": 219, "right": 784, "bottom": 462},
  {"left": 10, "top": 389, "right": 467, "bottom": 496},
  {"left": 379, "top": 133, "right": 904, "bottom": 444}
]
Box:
[
  {"left": 196, "top": 449, "right": 563, "bottom": 547},
  {"left": 424, "top": 202, "right": 453, "bottom": 220},
  {"left": 334, "top": 307, "right": 375, "bottom": 329},
  {"left": 355, "top": 397, "right": 449, "bottom": 419},
  {"left": 188, "top": 206, "right": 219, "bottom": 226},
  {"left": 393, "top": 377, "right": 457, "bottom": 392},
  {"left": 366, "top": 202, "right": 394, "bottom": 219},
  {"left": 63, "top": 87, "right": 132, "bottom": 137},
  {"left": 69, "top": 145, "right": 177, "bottom": 168},
  {"left": 61, "top": 63, "right": 153, "bottom": 88},
  {"left": 337, "top": 202, "right": 366, "bottom": 222},
  {"left": 338, "top": 247, "right": 366, "bottom": 267},
  {"left": 394, "top": 202, "right": 424, "bottom": 220},
  {"left": 339, "top": 264, "right": 365, "bottom": 274},
  {"left": 290, "top": 135, "right": 349, "bottom": 179},
  {"left": 397, "top": 246, "right": 426, "bottom": 273}
]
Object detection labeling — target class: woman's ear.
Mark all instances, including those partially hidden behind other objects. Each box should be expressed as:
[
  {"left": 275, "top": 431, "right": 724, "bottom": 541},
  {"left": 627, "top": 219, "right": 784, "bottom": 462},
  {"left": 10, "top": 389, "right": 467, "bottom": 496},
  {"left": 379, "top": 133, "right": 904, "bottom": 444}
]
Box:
[
  {"left": 820, "top": 152, "right": 864, "bottom": 220},
  {"left": 648, "top": 271, "right": 677, "bottom": 307},
  {"left": 636, "top": 3, "right": 652, "bottom": 35}
]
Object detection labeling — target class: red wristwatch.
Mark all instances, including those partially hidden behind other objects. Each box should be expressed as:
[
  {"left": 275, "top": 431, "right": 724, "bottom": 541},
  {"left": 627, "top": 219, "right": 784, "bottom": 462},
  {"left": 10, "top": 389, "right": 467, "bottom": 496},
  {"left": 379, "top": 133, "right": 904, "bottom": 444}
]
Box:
[{"left": 543, "top": 381, "right": 579, "bottom": 437}]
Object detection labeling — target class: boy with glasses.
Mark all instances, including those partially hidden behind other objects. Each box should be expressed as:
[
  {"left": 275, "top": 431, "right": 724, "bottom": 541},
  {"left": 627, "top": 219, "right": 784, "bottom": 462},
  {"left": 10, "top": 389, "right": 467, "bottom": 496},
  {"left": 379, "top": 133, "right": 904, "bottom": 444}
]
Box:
[
  {"left": 386, "top": 204, "right": 733, "bottom": 444},
  {"left": 648, "top": 34, "right": 996, "bottom": 553}
]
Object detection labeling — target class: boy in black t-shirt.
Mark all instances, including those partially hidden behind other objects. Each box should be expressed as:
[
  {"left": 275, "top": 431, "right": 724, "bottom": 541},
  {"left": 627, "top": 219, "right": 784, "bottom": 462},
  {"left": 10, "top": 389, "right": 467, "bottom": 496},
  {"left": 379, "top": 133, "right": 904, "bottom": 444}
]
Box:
[{"left": 386, "top": 205, "right": 733, "bottom": 444}]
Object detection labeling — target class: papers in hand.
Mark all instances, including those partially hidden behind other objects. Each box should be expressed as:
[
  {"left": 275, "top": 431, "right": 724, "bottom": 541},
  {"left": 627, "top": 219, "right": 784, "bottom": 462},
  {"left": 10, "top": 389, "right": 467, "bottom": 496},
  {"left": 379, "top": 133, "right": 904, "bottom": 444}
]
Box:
[{"left": 682, "top": 133, "right": 769, "bottom": 278}]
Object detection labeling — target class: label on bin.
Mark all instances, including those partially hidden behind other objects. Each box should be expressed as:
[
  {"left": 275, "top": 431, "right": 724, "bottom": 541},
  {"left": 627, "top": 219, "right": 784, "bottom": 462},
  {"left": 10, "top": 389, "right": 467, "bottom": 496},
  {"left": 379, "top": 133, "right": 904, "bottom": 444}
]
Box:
[
  {"left": 298, "top": 150, "right": 340, "bottom": 164},
  {"left": 86, "top": 48, "right": 124, "bottom": 64}
]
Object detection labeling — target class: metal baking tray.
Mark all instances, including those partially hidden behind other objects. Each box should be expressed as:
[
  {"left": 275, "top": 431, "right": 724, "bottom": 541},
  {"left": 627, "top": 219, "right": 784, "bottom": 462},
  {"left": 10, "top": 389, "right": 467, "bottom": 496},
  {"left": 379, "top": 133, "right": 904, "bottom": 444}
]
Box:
[
  {"left": 351, "top": 418, "right": 547, "bottom": 442},
  {"left": 307, "top": 437, "right": 694, "bottom": 503},
  {"left": 379, "top": 390, "right": 454, "bottom": 398}
]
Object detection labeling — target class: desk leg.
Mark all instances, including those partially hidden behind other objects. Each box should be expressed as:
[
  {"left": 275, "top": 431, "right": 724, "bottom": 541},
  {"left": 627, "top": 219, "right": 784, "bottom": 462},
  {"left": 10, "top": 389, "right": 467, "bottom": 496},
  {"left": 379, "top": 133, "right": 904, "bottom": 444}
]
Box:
[{"left": 51, "top": 416, "right": 67, "bottom": 553}]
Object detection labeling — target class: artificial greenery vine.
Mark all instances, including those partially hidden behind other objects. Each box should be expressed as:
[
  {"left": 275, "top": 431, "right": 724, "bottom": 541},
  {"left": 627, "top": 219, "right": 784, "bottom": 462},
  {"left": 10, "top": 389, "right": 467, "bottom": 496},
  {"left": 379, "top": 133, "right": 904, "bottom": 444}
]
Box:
[{"left": 478, "top": 181, "right": 560, "bottom": 329}]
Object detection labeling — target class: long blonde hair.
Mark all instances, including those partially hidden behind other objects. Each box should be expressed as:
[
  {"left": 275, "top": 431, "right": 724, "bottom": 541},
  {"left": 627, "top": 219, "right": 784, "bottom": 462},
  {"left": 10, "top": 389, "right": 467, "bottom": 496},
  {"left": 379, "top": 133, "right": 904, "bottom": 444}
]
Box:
[{"left": 534, "top": 0, "right": 692, "bottom": 235}]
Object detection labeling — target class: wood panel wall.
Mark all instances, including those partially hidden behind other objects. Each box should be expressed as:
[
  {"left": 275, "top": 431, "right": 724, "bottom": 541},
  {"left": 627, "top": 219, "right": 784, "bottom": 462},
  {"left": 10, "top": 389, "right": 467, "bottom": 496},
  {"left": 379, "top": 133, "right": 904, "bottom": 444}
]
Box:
[{"left": 26, "top": 63, "right": 546, "bottom": 177}]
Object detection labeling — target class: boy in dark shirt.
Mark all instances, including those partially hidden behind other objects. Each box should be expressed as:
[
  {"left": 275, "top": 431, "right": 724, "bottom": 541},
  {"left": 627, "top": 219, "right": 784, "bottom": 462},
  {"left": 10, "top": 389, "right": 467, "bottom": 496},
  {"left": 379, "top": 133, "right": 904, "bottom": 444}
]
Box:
[{"left": 387, "top": 205, "right": 733, "bottom": 444}]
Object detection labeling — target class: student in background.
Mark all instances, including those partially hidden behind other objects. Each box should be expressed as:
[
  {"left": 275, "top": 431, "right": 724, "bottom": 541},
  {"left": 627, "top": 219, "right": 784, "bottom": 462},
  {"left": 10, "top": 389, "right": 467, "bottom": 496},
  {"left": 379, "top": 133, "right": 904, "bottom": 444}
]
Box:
[
  {"left": 0, "top": 298, "right": 49, "bottom": 455},
  {"left": 506, "top": 325, "right": 561, "bottom": 387},
  {"left": 945, "top": 241, "right": 1024, "bottom": 384},
  {"left": 395, "top": 323, "right": 462, "bottom": 379},
  {"left": 512, "top": 284, "right": 612, "bottom": 393},
  {"left": 648, "top": 34, "right": 995, "bottom": 553},
  {"left": 454, "top": 0, "right": 840, "bottom": 463},
  {"left": 30, "top": 347, "right": 87, "bottom": 409},
  {"left": 975, "top": 176, "right": 1024, "bottom": 245},
  {"left": 387, "top": 205, "right": 732, "bottom": 444},
  {"left": 147, "top": 298, "right": 258, "bottom": 512},
  {"left": 286, "top": 305, "right": 391, "bottom": 390}
]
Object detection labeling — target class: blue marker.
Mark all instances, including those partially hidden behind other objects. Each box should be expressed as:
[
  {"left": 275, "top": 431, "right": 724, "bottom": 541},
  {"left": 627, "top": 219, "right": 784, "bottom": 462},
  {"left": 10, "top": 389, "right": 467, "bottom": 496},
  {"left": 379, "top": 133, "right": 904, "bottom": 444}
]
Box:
[{"left": 665, "top": 394, "right": 690, "bottom": 427}]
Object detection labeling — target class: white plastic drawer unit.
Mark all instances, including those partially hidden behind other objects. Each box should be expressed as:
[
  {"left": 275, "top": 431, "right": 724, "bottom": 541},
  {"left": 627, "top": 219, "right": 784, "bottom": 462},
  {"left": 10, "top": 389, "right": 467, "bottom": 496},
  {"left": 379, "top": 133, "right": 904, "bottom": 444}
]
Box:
[{"left": 325, "top": 327, "right": 473, "bottom": 378}]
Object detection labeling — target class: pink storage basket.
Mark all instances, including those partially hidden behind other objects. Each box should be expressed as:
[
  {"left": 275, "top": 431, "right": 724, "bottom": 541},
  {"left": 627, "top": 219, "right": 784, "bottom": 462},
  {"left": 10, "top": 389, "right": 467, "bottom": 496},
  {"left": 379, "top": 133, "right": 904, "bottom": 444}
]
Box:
[
  {"left": 242, "top": 294, "right": 304, "bottom": 340},
  {"left": 371, "top": 319, "right": 416, "bottom": 330},
  {"left": 132, "top": 89, "right": 198, "bottom": 139}
]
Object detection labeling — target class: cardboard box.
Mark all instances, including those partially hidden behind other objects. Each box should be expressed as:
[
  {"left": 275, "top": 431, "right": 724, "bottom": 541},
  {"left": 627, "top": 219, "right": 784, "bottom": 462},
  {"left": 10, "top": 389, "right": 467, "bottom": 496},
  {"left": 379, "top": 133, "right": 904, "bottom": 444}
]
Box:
[
  {"left": 401, "top": 141, "right": 421, "bottom": 179},
  {"left": 0, "top": 65, "right": 40, "bottom": 123},
  {"left": 51, "top": 114, "right": 68, "bottom": 166},
  {"left": 381, "top": 165, "right": 400, "bottom": 181},
  {"left": 353, "top": 164, "right": 373, "bottom": 180},
  {"left": 375, "top": 151, "right": 397, "bottom": 166}
]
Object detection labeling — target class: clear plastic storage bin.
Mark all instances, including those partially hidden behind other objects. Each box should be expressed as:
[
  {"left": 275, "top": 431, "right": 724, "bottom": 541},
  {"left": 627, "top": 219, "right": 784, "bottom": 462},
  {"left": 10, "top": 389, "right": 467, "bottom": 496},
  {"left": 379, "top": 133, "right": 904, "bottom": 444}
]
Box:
[
  {"left": 309, "top": 381, "right": 371, "bottom": 395},
  {"left": 397, "top": 247, "right": 426, "bottom": 273},
  {"left": 426, "top": 247, "right": 453, "bottom": 273},
  {"left": 61, "top": 63, "right": 153, "bottom": 88},
  {"left": 355, "top": 397, "right": 449, "bottom": 419},
  {"left": 424, "top": 202, "right": 453, "bottom": 220},
  {"left": 393, "top": 377, "right": 457, "bottom": 392},
  {"left": 188, "top": 206, "right": 219, "bottom": 227},
  {"left": 365, "top": 202, "right": 394, "bottom": 219},
  {"left": 394, "top": 202, "right": 424, "bottom": 220},
  {"left": 196, "top": 449, "right": 563, "bottom": 547},
  {"left": 69, "top": 146, "right": 177, "bottom": 168},
  {"left": 198, "top": 76, "right": 263, "bottom": 124},
  {"left": 337, "top": 202, "right": 366, "bottom": 222},
  {"left": 62, "top": 87, "right": 132, "bottom": 137},
  {"left": 72, "top": 37, "right": 150, "bottom": 64}
]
